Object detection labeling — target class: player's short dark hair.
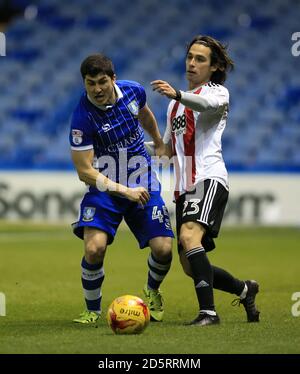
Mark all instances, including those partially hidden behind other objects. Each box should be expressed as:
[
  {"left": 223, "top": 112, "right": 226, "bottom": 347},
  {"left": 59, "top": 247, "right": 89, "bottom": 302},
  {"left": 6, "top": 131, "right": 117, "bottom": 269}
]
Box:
[
  {"left": 186, "top": 35, "right": 234, "bottom": 84},
  {"left": 80, "top": 54, "right": 115, "bottom": 79}
]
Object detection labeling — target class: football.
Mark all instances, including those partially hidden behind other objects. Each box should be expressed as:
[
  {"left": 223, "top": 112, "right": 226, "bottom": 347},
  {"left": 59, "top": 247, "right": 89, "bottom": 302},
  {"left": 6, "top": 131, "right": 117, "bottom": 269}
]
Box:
[{"left": 107, "top": 295, "right": 150, "bottom": 334}]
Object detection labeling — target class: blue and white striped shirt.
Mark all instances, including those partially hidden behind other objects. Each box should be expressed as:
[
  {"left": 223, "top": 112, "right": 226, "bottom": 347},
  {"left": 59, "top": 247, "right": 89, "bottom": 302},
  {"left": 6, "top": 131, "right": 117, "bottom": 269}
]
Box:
[{"left": 70, "top": 80, "right": 159, "bottom": 190}]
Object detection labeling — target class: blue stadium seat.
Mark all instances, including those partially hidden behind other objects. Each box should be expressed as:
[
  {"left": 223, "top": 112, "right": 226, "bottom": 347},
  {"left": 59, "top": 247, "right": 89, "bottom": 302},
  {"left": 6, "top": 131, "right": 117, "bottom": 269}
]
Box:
[{"left": 1, "top": 0, "right": 299, "bottom": 170}]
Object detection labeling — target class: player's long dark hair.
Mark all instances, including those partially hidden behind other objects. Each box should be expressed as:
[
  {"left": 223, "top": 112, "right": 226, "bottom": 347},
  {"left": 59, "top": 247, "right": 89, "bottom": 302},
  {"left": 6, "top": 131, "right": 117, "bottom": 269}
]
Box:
[
  {"left": 186, "top": 35, "right": 234, "bottom": 84},
  {"left": 80, "top": 54, "right": 115, "bottom": 79}
]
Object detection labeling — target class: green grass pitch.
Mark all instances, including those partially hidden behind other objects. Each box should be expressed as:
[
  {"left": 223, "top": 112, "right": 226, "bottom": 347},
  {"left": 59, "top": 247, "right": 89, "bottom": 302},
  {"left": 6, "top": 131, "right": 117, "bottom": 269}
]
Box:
[{"left": 0, "top": 222, "right": 299, "bottom": 354}]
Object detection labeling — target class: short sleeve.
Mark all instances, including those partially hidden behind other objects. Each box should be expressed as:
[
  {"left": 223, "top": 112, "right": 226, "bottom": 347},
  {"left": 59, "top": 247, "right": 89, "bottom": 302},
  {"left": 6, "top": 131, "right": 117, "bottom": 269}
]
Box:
[{"left": 69, "top": 106, "right": 94, "bottom": 151}]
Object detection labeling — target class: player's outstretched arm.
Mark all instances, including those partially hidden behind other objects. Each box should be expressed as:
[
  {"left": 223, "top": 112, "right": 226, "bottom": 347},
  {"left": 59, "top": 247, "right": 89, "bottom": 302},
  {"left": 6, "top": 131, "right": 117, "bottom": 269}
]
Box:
[
  {"left": 71, "top": 149, "right": 150, "bottom": 206},
  {"left": 151, "top": 79, "right": 222, "bottom": 112}
]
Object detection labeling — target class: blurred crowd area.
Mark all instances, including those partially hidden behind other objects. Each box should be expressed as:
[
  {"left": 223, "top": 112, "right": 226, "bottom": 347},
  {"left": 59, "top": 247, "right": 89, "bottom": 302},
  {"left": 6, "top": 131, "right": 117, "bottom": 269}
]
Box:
[{"left": 0, "top": 0, "right": 299, "bottom": 170}]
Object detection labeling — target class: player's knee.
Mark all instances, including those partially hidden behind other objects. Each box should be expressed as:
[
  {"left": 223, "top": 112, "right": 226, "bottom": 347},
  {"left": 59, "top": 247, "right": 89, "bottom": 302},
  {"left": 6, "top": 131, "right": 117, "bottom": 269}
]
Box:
[
  {"left": 180, "top": 222, "right": 205, "bottom": 250},
  {"left": 85, "top": 242, "right": 106, "bottom": 264},
  {"left": 179, "top": 230, "right": 194, "bottom": 250},
  {"left": 150, "top": 237, "right": 172, "bottom": 261}
]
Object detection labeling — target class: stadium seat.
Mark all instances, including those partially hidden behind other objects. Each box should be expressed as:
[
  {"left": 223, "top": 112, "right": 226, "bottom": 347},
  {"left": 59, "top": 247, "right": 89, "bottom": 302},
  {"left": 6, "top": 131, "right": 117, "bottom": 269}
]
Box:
[{"left": 0, "top": 0, "right": 299, "bottom": 170}]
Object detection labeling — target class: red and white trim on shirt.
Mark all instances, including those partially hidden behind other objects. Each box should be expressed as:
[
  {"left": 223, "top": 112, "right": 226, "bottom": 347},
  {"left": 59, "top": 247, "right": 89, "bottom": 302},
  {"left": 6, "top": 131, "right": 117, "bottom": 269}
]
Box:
[
  {"left": 170, "top": 88, "right": 202, "bottom": 200},
  {"left": 183, "top": 87, "right": 202, "bottom": 193}
]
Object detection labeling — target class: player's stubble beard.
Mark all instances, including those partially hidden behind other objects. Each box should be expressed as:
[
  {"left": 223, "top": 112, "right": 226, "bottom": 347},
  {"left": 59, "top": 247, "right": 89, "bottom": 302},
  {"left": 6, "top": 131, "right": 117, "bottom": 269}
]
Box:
[{"left": 94, "top": 85, "right": 116, "bottom": 106}]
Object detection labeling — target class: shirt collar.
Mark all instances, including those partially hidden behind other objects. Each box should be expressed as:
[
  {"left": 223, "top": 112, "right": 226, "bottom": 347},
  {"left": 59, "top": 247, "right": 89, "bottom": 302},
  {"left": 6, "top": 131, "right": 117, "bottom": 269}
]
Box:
[
  {"left": 188, "top": 81, "right": 211, "bottom": 93},
  {"left": 87, "top": 83, "right": 124, "bottom": 111},
  {"left": 114, "top": 82, "right": 123, "bottom": 100}
]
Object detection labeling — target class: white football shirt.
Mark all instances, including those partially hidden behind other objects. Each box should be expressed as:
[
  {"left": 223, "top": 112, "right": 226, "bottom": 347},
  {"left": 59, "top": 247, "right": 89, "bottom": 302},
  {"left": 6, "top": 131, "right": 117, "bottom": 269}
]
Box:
[{"left": 164, "top": 82, "right": 229, "bottom": 199}]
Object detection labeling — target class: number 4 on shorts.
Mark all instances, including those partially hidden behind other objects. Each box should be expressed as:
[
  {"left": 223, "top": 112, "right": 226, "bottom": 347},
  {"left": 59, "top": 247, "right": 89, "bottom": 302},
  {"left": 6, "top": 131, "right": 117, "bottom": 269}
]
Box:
[{"left": 152, "top": 206, "right": 164, "bottom": 223}]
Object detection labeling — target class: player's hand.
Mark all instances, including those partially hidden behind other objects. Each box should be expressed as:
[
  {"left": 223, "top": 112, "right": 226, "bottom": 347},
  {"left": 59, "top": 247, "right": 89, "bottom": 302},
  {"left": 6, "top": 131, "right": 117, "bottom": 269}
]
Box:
[
  {"left": 144, "top": 141, "right": 155, "bottom": 156},
  {"left": 154, "top": 139, "right": 168, "bottom": 158},
  {"left": 151, "top": 80, "right": 177, "bottom": 99},
  {"left": 145, "top": 139, "right": 168, "bottom": 158},
  {"left": 126, "top": 187, "right": 150, "bottom": 206}
]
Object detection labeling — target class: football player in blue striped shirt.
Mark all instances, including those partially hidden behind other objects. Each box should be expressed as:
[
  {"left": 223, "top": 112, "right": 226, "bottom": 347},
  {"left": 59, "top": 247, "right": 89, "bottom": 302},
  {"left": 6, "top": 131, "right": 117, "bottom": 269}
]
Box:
[{"left": 70, "top": 54, "right": 174, "bottom": 324}]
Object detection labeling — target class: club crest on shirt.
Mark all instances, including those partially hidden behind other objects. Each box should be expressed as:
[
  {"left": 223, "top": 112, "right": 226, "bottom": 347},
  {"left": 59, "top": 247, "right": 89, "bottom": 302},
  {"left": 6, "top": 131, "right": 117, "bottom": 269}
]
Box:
[
  {"left": 72, "top": 129, "right": 83, "bottom": 145},
  {"left": 82, "top": 207, "right": 96, "bottom": 222},
  {"left": 127, "top": 100, "right": 139, "bottom": 116}
]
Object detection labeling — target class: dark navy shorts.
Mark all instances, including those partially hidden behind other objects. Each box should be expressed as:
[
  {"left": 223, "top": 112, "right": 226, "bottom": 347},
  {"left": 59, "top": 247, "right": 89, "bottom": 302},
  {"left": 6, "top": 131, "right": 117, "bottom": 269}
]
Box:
[{"left": 176, "top": 179, "right": 228, "bottom": 252}]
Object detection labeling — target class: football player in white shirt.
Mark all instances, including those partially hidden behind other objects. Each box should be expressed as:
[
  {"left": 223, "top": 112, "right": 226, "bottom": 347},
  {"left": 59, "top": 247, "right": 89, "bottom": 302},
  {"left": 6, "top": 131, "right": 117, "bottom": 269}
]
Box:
[{"left": 151, "top": 35, "right": 260, "bottom": 326}]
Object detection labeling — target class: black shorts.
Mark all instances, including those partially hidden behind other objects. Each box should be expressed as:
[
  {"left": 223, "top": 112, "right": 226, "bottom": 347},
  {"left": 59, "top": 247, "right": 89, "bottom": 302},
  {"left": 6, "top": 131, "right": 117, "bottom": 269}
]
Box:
[{"left": 176, "top": 179, "right": 228, "bottom": 252}]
